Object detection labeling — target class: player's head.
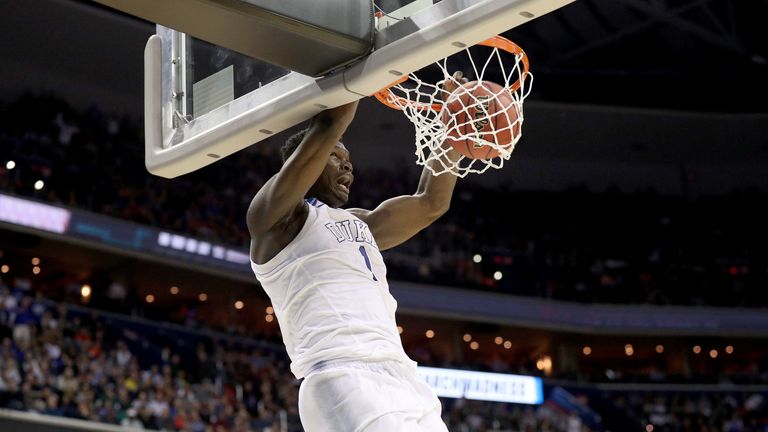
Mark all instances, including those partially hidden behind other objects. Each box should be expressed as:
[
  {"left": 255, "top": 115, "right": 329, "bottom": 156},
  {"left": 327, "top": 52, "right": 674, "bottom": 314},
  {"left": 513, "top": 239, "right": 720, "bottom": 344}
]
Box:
[
  {"left": 282, "top": 128, "right": 354, "bottom": 208},
  {"left": 280, "top": 129, "right": 307, "bottom": 164}
]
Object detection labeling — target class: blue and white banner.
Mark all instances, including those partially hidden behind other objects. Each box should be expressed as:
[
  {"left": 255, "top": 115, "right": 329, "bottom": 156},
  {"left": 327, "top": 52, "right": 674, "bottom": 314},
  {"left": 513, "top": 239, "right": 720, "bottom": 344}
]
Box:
[{"left": 417, "top": 366, "right": 543, "bottom": 405}]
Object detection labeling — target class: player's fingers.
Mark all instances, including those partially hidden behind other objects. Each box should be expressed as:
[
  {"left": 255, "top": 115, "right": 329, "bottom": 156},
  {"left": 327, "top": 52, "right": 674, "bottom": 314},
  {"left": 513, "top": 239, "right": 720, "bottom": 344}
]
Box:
[
  {"left": 440, "top": 71, "right": 466, "bottom": 101},
  {"left": 444, "top": 71, "right": 464, "bottom": 89}
]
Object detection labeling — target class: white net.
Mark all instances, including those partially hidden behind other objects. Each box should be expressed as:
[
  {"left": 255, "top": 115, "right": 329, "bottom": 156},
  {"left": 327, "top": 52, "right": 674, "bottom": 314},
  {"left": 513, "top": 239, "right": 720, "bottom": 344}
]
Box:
[{"left": 375, "top": 37, "right": 532, "bottom": 177}]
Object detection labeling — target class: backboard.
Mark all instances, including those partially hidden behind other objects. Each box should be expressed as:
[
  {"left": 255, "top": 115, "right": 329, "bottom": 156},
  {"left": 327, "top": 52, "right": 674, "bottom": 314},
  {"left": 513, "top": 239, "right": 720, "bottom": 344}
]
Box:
[{"left": 144, "top": 0, "right": 575, "bottom": 178}]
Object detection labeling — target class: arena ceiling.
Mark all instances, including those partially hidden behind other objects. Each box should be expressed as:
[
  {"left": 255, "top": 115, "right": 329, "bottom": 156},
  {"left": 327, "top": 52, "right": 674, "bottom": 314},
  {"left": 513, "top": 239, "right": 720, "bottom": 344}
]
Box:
[
  {"left": 503, "top": 0, "right": 768, "bottom": 112},
  {"left": 0, "top": 0, "right": 766, "bottom": 190},
  {"left": 2, "top": 0, "right": 766, "bottom": 114}
]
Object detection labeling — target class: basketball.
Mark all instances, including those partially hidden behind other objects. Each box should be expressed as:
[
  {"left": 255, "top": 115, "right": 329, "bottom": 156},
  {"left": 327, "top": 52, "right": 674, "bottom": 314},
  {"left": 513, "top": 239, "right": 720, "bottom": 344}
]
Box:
[{"left": 440, "top": 80, "right": 521, "bottom": 159}]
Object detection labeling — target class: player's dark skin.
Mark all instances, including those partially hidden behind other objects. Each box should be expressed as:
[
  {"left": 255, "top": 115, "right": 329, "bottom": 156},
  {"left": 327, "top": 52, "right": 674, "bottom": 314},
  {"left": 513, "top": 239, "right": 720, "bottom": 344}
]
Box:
[{"left": 247, "top": 72, "right": 467, "bottom": 265}]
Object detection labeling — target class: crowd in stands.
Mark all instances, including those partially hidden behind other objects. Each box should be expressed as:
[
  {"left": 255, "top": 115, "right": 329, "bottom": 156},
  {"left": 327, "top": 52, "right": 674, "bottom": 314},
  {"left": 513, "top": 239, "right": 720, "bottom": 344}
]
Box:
[
  {"left": 442, "top": 387, "right": 768, "bottom": 432},
  {"left": 0, "top": 284, "right": 300, "bottom": 431},
  {"left": 1, "top": 281, "right": 595, "bottom": 432},
  {"left": 608, "top": 391, "right": 768, "bottom": 432},
  {"left": 1, "top": 283, "right": 767, "bottom": 431},
  {"left": 443, "top": 397, "right": 596, "bottom": 432},
  {"left": 2, "top": 92, "right": 768, "bottom": 430},
  {"left": 2, "top": 93, "right": 768, "bottom": 308}
]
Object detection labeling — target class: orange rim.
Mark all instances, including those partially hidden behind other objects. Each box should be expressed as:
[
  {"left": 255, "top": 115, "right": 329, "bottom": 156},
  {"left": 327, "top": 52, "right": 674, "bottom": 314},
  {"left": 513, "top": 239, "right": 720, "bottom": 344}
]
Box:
[{"left": 373, "top": 35, "right": 529, "bottom": 111}]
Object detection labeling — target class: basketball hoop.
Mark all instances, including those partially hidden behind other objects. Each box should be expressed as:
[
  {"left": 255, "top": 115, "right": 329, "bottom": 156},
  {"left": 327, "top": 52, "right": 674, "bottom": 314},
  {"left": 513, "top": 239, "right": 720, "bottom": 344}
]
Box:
[{"left": 373, "top": 36, "right": 532, "bottom": 177}]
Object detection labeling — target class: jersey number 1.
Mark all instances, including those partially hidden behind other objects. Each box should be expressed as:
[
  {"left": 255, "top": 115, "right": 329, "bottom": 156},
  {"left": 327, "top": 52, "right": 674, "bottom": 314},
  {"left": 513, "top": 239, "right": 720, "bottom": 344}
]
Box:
[{"left": 358, "top": 246, "right": 378, "bottom": 281}]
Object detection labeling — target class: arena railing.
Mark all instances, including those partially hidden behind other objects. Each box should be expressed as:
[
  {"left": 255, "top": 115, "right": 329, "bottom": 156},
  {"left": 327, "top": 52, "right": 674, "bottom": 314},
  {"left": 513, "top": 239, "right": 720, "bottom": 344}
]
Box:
[
  {"left": 0, "top": 409, "right": 143, "bottom": 432},
  {"left": 2, "top": 191, "right": 768, "bottom": 336}
]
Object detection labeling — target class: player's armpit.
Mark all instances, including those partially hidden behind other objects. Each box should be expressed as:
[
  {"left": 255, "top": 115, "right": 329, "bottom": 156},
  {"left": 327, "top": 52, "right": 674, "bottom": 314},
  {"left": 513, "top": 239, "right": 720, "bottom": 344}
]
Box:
[{"left": 348, "top": 194, "right": 446, "bottom": 251}]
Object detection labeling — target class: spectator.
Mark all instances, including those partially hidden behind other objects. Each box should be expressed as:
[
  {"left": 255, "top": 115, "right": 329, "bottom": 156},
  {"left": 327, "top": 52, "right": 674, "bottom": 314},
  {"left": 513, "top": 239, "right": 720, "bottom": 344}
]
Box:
[{"left": 3, "top": 93, "right": 768, "bottom": 309}]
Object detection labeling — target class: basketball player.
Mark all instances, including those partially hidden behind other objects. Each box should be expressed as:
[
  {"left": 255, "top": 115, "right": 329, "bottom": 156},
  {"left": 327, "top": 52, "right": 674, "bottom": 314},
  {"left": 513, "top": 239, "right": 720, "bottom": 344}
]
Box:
[{"left": 248, "top": 73, "right": 466, "bottom": 431}]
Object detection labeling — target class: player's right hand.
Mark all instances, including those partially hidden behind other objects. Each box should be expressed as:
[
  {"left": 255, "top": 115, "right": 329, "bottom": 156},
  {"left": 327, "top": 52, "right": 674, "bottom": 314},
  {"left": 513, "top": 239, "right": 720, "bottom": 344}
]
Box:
[{"left": 316, "top": 100, "right": 359, "bottom": 127}]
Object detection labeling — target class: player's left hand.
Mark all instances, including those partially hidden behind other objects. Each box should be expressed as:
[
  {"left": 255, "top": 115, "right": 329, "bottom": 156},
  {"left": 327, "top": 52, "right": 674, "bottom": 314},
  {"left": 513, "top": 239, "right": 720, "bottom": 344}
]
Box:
[
  {"left": 440, "top": 71, "right": 469, "bottom": 102},
  {"left": 437, "top": 71, "right": 469, "bottom": 166}
]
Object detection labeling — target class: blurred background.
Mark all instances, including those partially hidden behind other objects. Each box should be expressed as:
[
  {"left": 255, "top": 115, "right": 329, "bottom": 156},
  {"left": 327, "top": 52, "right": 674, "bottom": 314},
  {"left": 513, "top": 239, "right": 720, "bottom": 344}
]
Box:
[{"left": 1, "top": 0, "right": 767, "bottom": 431}]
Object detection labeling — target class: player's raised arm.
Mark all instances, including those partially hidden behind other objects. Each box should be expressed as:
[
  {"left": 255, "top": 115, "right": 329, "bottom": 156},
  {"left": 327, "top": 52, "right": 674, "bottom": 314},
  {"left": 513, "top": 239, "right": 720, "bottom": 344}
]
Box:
[
  {"left": 349, "top": 148, "right": 460, "bottom": 251},
  {"left": 349, "top": 73, "right": 466, "bottom": 251},
  {"left": 247, "top": 101, "right": 358, "bottom": 238}
]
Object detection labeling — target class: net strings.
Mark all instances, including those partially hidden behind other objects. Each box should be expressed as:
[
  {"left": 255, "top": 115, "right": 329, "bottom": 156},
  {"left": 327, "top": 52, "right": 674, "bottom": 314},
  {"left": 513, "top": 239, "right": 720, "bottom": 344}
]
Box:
[{"left": 385, "top": 46, "right": 532, "bottom": 177}]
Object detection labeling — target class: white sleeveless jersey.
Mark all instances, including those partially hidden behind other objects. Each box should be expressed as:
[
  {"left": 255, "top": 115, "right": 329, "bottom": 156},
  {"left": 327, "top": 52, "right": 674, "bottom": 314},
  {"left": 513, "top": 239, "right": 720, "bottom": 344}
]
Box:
[{"left": 251, "top": 198, "right": 415, "bottom": 379}]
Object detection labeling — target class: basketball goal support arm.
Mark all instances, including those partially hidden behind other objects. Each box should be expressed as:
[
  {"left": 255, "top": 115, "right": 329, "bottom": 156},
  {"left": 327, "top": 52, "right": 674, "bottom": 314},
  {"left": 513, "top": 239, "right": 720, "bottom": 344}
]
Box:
[{"left": 97, "top": 0, "right": 375, "bottom": 76}]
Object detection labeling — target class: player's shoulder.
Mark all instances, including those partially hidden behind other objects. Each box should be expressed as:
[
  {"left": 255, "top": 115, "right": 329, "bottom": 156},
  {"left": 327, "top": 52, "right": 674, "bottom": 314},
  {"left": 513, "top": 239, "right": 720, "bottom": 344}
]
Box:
[
  {"left": 249, "top": 200, "right": 310, "bottom": 264},
  {"left": 307, "top": 199, "right": 370, "bottom": 223},
  {"left": 345, "top": 207, "right": 371, "bottom": 222},
  {"left": 306, "top": 197, "right": 325, "bottom": 208}
]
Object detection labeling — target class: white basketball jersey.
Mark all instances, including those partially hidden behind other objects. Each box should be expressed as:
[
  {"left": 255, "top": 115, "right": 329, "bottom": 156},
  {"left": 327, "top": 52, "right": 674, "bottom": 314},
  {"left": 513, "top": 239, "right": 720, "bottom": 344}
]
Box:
[{"left": 251, "top": 198, "right": 415, "bottom": 379}]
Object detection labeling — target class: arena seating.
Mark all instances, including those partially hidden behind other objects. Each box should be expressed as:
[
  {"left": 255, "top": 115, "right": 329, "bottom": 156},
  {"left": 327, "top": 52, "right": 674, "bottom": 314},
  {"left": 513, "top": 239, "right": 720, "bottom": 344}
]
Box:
[
  {"left": 1, "top": 284, "right": 766, "bottom": 431},
  {"left": 2, "top": 93, "right": 767, "bottom": 309}
]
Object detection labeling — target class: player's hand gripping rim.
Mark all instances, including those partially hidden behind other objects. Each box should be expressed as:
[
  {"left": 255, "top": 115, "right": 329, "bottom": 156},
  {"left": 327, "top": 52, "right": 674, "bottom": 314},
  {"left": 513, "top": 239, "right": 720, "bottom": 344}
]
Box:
[
  {"left": 436, "top": 71, "right": 469, "bottom": 166},
  {"left": 439, "top": 71, "right": 470, "bottom": 103}
]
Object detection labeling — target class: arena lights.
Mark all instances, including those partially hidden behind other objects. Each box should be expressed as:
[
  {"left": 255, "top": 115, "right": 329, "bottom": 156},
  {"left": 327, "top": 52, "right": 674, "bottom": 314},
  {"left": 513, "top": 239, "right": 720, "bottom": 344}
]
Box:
[
  {"left": 693, "top": 345, "right": 702, "bottom": 354},
  {"left": 1, "top": 265, "right": 9, "bottom": 274},
  {"left": 198, "top": 293, "right": 208, "bottom": 302},
  {"left": 493, "top": 271, "right": 503, "bottom": 280},
  {"left": 503, "top": 341, "right": 512, "bottom": 349},
  {"left": 494, "top": 336, "right": 503, "bottom": 345},
  {"left": 582, "top": 346, "right": 592, "bottom": 355},
  {"left": 170, "top": 286, "right": 179, "bottom": 295},
  {"left": 31, "top": 257, "right": 40, "bottom": 265},
  {"left": 234, "top": 300, "right": 244, "bottom": 310},
  {"left": 472, "top": 254, "right": 482, "bottom": 263},
  {"left": 709, "top": 349, "right": 718, "bottom": 359},
  {"left": 469, "top": 341, "right": 479, "bottom": 350},
  {"left": 5, "top": 160, "right": 15, "bottom": 170},
  {"left": 624, "top": 344, "right": 634, "bottom": 356},
  {"left": 725, "top": 345, "right": 734, "bottom": 354},
  {"left": 145, "top": 294, "right": 155, "bottom": 303},
  {"left": 397, "top": 326, "right": 404, "bottom": 334},
  {"left": 536, "top": 356, "right": 552, "bottom": 374},
  {"left": 425, "top": 329, "right": 435, "bottom": 338},
  {"left": 81, "top": 284, "right": 92, "bottom": 298},
  {"left": 463, "top": 333, "right": 472, "bottom": 342},
  {"left": 656, "top": 344, "right": 664, "bottom": 353},
  {"left": 34, "top": 180, "right": 45, "bottom": 190},
  {"left": 417, "top": 367, "right": 543, "bottom": 405}
]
